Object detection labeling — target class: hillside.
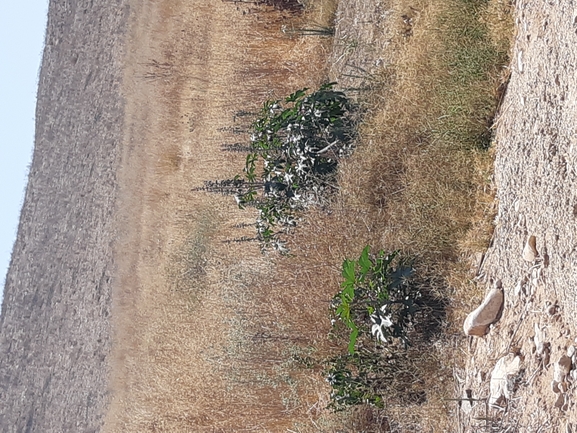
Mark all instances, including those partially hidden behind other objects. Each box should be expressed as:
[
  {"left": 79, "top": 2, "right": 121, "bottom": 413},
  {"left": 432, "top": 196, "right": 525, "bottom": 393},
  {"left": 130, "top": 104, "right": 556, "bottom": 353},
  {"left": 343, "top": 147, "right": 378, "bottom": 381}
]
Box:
[{"left": 0, "top": 0, "right": 128, "bottom": 431}]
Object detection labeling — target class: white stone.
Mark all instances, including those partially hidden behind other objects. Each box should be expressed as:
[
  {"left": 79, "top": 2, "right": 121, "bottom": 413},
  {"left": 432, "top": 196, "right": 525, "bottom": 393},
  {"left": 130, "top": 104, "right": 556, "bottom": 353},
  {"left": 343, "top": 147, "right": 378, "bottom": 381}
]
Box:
[
  {"left": 463, "top": 288, "right": 504, "bottom": 336},
  {"left": 534, "top": 323, "right": 547, "bottom": 356},
  {"left": 523, "top": 235, "right": 538, "bottom": 262},
  {"left": 517, "top": 50, "right": 524, "bottom": 73},
  {"left": 554, "top": 355, "right": 572, "bottom": 382},
  {"left": 489, "top": 354, "right": 521, "bottom": 406}
]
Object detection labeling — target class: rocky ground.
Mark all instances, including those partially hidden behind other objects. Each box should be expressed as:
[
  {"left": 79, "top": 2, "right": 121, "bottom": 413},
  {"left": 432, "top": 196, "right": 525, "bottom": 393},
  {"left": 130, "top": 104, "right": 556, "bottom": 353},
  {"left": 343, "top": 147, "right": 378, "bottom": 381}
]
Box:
[{"left": 458, "top": 0, "right": 577, "bottom": 431}]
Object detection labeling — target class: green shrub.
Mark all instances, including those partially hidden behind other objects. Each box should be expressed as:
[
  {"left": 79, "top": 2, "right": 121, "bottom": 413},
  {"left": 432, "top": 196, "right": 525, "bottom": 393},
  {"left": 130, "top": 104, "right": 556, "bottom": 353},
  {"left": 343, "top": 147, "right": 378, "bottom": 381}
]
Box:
[
  {"left": 332, "top": 246, "right": 419, "bottom": 355},
  {"left": 327, "top": 246, "right": 427, "bottom": 410},
  {"left": 234, "top": 83, "right": 356, "bottom": 252},
  {"left": 325, "top": 349, "right": 426, "bottom": 411}
]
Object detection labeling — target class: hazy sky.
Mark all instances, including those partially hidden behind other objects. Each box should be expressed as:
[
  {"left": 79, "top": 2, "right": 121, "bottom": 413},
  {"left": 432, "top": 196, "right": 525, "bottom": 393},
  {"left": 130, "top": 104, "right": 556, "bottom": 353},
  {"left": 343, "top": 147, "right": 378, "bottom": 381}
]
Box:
[{"left": 0, "top": 1, "right": 49, "bottom": 306}]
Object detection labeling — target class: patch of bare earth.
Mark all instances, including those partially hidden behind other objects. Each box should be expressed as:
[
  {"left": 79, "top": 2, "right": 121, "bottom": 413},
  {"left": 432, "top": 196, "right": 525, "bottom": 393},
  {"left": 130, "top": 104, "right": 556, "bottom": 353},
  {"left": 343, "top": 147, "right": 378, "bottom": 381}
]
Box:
[{"left": 458, "top": 1, "right": 577, "bottom": 431}]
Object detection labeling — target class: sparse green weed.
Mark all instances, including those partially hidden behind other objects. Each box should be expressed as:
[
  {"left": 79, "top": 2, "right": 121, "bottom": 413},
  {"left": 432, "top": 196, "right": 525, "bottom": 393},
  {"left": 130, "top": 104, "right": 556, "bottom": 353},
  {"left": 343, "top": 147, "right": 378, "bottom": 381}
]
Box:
[{"left": 199, "top": 84, "right": 356, "bottom": 253}]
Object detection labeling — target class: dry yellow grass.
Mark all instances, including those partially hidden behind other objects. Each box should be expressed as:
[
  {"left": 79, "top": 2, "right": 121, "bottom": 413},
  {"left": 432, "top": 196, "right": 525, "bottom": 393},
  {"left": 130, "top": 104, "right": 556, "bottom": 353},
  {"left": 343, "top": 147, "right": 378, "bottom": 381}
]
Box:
[
  {"left": 104, "top": 0, "right": 513, "bottom": 431},
  {"left": 106, "top": 0, "right": 340, "bottom": 432}
]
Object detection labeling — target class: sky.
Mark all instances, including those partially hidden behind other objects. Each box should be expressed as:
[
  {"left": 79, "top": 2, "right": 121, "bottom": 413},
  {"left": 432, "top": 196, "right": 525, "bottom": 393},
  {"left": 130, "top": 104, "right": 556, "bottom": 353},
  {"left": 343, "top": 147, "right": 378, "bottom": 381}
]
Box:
[{"left": 0, "top": 1, "right": 49, "bottom": 307}]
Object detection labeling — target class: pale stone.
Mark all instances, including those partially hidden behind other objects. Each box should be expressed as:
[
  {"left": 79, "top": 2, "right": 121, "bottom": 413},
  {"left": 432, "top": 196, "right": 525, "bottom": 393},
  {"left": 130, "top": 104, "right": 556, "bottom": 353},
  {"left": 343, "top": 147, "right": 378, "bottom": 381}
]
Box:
[
  {"left": 489, "top": 354, "right": 521, "bottom": 406},
  {"left": 554, "top": 355, "right": 572, "bottom": 382},
  {"left": 567, "top": 346, "right": 575, "bottom": 359},
  {"left": 523, "top": 235, "right": 538, "bottom": 262},
  {"left": 534, "top": 323, "right": 547, "bottom": 356},
  {"left": 552, "top": 380, "right": 561, "bottom": 394},
  {"left": 517, "top": 50, "right": 524, "bottom": 73},
  {"left": 463, "top": 288, "right": 504, "bottom": 336}
]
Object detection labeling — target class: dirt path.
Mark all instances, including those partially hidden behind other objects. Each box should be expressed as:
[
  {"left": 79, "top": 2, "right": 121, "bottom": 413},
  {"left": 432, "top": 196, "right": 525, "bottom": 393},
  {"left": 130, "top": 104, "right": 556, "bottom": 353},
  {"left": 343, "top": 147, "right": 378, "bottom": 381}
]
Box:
[{"left": 460, "top": 1, "right": 577, "bottom": 431}]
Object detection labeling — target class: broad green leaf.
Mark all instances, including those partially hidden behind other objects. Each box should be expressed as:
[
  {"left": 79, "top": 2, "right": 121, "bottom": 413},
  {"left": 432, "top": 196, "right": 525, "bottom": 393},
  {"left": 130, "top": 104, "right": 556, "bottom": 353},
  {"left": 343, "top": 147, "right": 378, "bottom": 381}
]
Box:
[
  {"left": 347, "top": 326, "right": 359, "bottom": 354},
  {"left": 358, "top": 245, "right": 371, "bottom": 275},
  {"left": 342, "top": 259, "right": 356, "bottom": 282},
  {"left": 341, "top": 284, "right": 354, "bottom": 303}
]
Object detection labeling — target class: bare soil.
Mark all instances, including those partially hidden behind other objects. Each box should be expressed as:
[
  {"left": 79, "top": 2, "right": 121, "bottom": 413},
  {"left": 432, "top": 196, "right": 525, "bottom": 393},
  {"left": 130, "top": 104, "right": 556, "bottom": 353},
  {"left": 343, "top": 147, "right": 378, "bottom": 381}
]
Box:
[{"left": 458, "top": 1, "right": 577, "bottom": 431}]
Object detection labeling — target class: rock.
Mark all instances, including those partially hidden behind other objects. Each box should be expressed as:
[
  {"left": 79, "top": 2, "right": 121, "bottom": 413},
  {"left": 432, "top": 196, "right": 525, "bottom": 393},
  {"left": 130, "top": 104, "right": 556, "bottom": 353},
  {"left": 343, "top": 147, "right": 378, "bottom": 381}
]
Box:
[
  {"left": 523, "top": 235, "right": 539, "bottom": 262},
  {"left": 463, "top": 288, "right": 504, "bottom": 336},
  {"left": 555, "top": 393, "right": 566, "bottom": 409},
  {"left": 568, "top": 345, "right": 576, "bottom": 359},
  {"left": 534, "top": 323, "right": 547, "bottom": 355},
  {"left": 552, "top": 380, "right": 561, "bottom": 394},
  {"left": 489, "top": 354, "right": 521, "bottom": 406},
  {"left": 554, "top": 355, "right": 572, "bottom": 382}
]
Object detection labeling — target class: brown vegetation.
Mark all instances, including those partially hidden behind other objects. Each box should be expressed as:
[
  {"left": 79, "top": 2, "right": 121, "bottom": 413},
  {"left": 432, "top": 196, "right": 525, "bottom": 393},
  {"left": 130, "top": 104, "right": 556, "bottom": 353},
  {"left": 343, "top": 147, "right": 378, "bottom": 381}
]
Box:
[{"left": 105, "top": 0, "right": 512, "bottom": 431}]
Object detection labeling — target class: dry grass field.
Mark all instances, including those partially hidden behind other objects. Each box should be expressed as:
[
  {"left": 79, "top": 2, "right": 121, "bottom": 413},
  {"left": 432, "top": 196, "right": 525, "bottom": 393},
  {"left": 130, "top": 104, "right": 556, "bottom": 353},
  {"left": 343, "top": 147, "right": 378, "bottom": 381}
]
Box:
[
  {"left": 106, "top": 1, "right": 339, "bottom": 431},
  {"left": 105, "top": 0, "right": 512, "bottom": 431}
]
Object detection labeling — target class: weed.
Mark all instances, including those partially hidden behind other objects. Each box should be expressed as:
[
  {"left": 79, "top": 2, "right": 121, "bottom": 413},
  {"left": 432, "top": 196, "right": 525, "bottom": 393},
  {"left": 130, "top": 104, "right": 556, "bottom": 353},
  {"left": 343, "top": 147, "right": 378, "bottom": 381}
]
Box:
[
  {"left": 332, "top": 246, "right": 418, "bottom": 354},
  {"left": 201, "top": 84, "right": 357, "bottom": 252},
  {"left": 326, "top": 246, "right": 437, "bottom": 411}
]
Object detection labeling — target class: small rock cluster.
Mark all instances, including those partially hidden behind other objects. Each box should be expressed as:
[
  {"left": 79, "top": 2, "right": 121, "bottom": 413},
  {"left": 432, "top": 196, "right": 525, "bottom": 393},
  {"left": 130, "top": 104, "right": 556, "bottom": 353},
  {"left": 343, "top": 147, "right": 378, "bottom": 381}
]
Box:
[{"left": 462, "top": 234, "right": 577, "bottom": 414}]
